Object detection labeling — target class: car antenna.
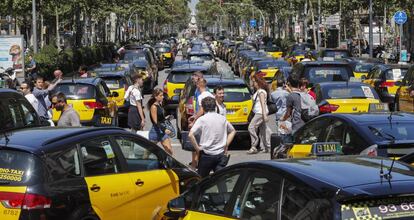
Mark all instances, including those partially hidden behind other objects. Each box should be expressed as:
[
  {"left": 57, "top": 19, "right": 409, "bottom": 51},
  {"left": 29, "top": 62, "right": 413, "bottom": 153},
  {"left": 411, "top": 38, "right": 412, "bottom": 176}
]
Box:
[
  {"left": 385, "top": 157, "right": 396, "bottom": 181},
  {"left": 1, "top": 132, "right": 10, "bottom": 147}
]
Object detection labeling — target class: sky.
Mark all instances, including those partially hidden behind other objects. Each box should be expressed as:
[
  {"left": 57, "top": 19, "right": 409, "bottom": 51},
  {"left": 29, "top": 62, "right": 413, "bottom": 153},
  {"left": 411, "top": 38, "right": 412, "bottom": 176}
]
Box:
[{"left": 189, "top": 0, "right": 198, "bottom": 14}]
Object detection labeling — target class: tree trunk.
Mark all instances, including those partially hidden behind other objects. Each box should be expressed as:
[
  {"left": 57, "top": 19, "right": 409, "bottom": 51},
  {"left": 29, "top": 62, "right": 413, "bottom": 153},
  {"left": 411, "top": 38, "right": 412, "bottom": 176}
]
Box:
[{"left": 309, "top": 0, "right": 318, "bottom": 50}]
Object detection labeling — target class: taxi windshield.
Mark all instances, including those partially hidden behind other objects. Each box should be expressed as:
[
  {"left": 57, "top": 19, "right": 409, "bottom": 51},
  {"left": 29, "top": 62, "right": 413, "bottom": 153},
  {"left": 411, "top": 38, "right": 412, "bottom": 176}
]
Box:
[
  {"left": 257, "top": 61, "right": 288, "bottom": 69},
  {"left": 385, "top": 69, "right": 408, "bottom": 81},
  {"left": 124, "top": 53, "right": 146, "bottom": 61},
  {"left": 305, "top": 66, "right": 350, "bottom": 84},
  {"left": 354, "top": 63, "right": 375, "bottom": 73},
  {"left": 368, "top": 123, "right": 414, "bottom": 141},
  {"left": 208, "top": 86, "right": 251, "bottom": 102},
  {"left": 168, "top": 72, "right": 194, "bottom": 83},
  {"left": 0, "top": 149, "right": 42, "bottom": 185},
  {"left": 101, "top": 77, "right": 126, "bottom": 89},
  {"left": 189, "top": 55, "right": 213, "bottom": 61},
  {"left": 54, "top": 84, "right": 96, "bottom": 99},
  {"left": 324, "top": 85, "right": 378, "bottom": 99}
]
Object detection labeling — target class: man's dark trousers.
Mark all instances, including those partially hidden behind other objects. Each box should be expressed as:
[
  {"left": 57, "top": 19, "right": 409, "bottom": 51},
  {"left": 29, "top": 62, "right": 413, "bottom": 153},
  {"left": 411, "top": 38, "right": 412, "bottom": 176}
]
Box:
[{"left": 197, "top": 151, "right": 228, "bottom": 177}]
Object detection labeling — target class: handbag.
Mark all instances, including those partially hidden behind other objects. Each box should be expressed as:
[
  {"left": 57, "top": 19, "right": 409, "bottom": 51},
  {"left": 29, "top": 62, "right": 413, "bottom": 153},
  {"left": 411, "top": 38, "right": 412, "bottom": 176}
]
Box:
[{"left": 161, "top": 119, "right": 176, "bottom": 138}]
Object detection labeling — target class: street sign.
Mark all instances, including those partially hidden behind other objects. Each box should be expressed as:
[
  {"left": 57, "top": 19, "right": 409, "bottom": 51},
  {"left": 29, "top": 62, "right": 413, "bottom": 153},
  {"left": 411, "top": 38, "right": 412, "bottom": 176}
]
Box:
[
  {"left": 401, "top": 50, "right": 408, "bottom": 62},
  {"left": 250, "top": 19, "right": 256, "bottom": 28},
  {"left": 394, "top": 11, "right": 407, "bottom": 25}
]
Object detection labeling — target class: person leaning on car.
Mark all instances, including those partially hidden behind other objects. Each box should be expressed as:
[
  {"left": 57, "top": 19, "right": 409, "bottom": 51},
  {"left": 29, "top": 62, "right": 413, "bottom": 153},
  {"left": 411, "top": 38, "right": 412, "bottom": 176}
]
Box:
[{"left": 188, "top": 97, "right": 236, "bottom": 177}]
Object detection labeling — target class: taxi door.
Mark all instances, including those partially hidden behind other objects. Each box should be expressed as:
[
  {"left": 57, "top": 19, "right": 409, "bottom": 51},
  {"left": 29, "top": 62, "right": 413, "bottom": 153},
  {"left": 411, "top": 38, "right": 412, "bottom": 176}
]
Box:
[
  {"left": 80, "top": 137, "right": 137, "bottom": 219},
  {"left": 113, "top": 137, "right": 180, "bottom": 219}
]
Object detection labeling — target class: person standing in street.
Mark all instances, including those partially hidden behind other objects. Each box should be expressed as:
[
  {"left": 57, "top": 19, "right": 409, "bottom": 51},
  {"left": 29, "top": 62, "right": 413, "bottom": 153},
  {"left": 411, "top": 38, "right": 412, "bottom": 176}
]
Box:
[
  {"left": 271, "top": 79, "right": 289, "bottom": 135},
  {"left": 214, "top": 85, "right": 226, "bottom": 116},
  {"left": 247, "top": 75, "right": 271, "bottom": 154},
  {"left": 52, "top": 70, "right": 63, "bottom": 83},
  {"left": 32, "top": 76, "right": 61, "bottom": 121},
  {"left": 51, "top": 92, "right": 81, "bottom": 127},
  {"left": 78, "top": 65, "right": 88, "bottom": 78},
  {"left": 20, "top": 81, "right": 39, "bottom": 113},
  {"left": 147, "top": 88, "right": 173, "bottom": 155},
  {"left": 125, "top": 73, "right": 145, "bottom": 133},
  {"left": 280, "top": 75, "right": 305, "bottom": 136},
  {"left": 25, "top": 55, "right": 37, "bottom": 81},
  {"left": 189, "top": 97, "right": 236, "bottom": 177}
]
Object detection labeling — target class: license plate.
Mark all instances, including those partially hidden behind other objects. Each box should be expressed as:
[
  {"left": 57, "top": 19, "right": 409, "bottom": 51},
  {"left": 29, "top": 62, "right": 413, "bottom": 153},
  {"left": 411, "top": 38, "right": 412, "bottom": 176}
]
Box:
[
  {"left": 100, "top": 117, "right": 112, "bottom": 125},
  {"left": 341, "top": 197, "right": 414, "bottom": 220}
]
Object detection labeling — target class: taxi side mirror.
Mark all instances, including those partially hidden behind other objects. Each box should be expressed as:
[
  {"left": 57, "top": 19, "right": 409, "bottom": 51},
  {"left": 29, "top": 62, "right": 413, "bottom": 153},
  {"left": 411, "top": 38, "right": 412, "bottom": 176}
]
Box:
[{"left": 165, "top": 197, "right": 187, "bottom": 218}]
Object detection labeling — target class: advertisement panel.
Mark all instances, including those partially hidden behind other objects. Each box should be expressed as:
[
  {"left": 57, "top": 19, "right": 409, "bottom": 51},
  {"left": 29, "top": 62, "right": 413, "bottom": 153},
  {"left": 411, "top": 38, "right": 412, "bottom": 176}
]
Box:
[{"left": 0, "top": 36, "right": 24, "bottom": 74}]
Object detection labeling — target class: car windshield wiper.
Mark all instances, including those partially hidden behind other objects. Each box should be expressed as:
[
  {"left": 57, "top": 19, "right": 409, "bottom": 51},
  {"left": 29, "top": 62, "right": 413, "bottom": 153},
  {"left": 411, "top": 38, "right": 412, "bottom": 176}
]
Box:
[
  {"left": 368, "top": 126, "right": 396, "bottom": 142},
  {"left": 350, "top": 96, "right": 369, "bottom": 99}
]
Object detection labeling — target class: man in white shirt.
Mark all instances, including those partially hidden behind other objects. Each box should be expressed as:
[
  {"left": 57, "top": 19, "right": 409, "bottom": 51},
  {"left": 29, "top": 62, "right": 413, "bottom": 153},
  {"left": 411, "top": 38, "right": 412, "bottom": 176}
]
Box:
[
  {"left": 214, "top": 85, "right": 226, "bottom": 116},
  {"left": 189, "top": 97, "right": 236, "bottom": 177},
  {"left": 20, "top": 81, "right": 39, "bottom": 113}
]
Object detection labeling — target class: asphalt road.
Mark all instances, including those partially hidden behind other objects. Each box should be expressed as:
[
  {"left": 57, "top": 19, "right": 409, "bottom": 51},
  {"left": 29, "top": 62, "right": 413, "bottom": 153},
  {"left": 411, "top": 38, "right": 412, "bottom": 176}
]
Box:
[{"left": 141, "top": 54, "right": 274, "bottom": 166}]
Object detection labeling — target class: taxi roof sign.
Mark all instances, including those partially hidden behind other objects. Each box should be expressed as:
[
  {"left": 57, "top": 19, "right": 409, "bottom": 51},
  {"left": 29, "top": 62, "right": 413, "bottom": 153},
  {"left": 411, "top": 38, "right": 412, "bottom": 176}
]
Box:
[
  {"left": 368, "top": 103, "right": 389, "bottom": 113},
  {"left": 311, "top": 142, "right": 343, "bottom": 156}
]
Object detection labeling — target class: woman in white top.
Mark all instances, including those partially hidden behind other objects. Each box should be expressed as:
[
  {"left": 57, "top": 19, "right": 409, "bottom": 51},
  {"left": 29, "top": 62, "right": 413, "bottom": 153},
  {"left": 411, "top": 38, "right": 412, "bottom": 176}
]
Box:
[
  {"left": 247, "top": 75, "right": 271, "bottom": 154},
  {"left": 124, "top": 73, "right": 145, "bottom": 133}
]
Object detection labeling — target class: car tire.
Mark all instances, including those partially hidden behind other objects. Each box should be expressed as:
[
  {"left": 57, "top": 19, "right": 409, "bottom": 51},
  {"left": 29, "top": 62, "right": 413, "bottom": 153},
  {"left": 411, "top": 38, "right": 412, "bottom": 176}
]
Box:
[{"left": 68, "top": 205, "right": 100, "bottom": 220}]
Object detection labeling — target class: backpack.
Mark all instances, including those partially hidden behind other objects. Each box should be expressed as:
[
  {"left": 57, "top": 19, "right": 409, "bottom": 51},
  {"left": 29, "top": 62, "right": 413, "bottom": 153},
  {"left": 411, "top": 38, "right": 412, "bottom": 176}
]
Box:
[{"left": 293, "top": 91, "right": 319, "bottom": 122}]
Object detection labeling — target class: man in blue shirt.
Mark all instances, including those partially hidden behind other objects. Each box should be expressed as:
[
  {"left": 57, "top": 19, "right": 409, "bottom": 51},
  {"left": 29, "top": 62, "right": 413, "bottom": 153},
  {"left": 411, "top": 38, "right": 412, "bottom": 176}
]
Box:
[{"left": 32, "top": 76, "right": 61, "bottom": 120}]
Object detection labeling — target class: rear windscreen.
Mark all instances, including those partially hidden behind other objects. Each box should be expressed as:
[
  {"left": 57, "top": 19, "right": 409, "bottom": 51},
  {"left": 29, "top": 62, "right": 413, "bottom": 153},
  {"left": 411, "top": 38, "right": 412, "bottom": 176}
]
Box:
[
  {"left": 354, "top": 63, "right": 375, "bottom": 73},
  {"left": 168, "top": 72, "right": 193, "bottom": 83},
  {"left": 0, "top": 97, "right": 39, "bottom": 131},
  {"left": 264, "top": 47, "right": 281, "bottom": 52},
  {"left": 189, "top": 55, "right": 213, "bottom": 61},
  {"left": 0, "top": 150, "right": 42, "bottom": 185},
  {"left": 54, "top": 84, "right": 96, "bottom": 99},
  {"left": 101, "top": 77, "right": 126, "bottom": 89},
  {"left": 324, "top": 85, "right": 378, "bottom": 99},
  {"left": 305, "top": 67, "right": 350, "bottom": 84},
  {"left": 385, "top": 69, "right": 408, "bottom": 80},
  {"left": 124, "top": 53, "right": 146, "bottom": 61},
  {"left": 156, "top": 47, "right": 171, "bottom": 53},
  {"left": 324, "top": 51, "right": 350, "bottom": 58},
  {"left": 258, "top": 61, "right": 288, "bottom": 69},
  {"left": 208, "top": 86, "right": 251, "bottom": 102},
  {"left": 368, "top": 123, "right": 414, "bottom": 141}
]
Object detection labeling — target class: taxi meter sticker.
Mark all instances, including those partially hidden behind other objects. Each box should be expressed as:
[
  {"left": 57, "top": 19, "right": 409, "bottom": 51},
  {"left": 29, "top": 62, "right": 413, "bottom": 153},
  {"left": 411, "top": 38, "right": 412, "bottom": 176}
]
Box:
[
  {"left": 0, "top": 168, "right": 25, "bottom": 182},
  {"left": 102, "top": 141, "right": 115, "bottom": 159},
  {"left": 361, "top": 86, "right": 375, "bottom": 98},
  {"left": 341, "top": 197, "right": 414, "bottom": 220},
  {"left": 392, "top": 69, "right": 402, "bottom": 80}
]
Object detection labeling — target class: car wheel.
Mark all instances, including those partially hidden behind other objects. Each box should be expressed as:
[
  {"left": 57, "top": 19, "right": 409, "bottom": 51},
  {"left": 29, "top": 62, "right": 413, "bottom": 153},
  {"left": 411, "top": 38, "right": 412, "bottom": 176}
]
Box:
[{"left": 68, "top": 205, "right": 100, "bottom": 220}]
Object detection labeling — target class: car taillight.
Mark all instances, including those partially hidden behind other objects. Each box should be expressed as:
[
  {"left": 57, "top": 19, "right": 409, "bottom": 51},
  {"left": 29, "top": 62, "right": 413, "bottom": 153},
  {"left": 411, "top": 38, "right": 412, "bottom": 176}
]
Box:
[
  {"left": 360, "top": 144, "right": 378, "bottom": 157},
  {"left": 163, "top": 79, "right": 168, "bottom": 94},
  {"left": 0, "top": 192, "right": 51, "bottom": 210},
  {"left": 256, "top": 71, "right": 266, "bottom": 77},
  {"left": 319, "top": 103, "right": 339, "bottom": 113},
  {"left": 84, "top": 101, "right": 105, "bottom": 109},
  {"left": 186, "top": 97, "right": 194, "bottom": 115},
  {"left": 379, "top": 81, "right": 395, "bottom": 87}
]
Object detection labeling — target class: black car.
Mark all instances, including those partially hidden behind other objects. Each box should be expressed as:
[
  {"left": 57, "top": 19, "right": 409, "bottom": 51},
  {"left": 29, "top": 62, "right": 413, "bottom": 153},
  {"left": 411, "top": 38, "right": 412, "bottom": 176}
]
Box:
[
  {"left": 0, "top": 126, "right": 199, "bottom": 220},
  {"left": 164, "top": 156, "right": 414, "bottom": 220}
]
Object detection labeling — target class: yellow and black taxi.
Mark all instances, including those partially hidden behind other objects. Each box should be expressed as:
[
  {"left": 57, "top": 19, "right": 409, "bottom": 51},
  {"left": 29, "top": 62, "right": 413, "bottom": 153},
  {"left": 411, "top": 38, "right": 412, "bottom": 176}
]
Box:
[
  {"left": 161, "top": 156, "right": 414, "bottom": 220},
  {"left": 52, "top": 78, "right": 118, "bottom": 127},
  {"left": 237, "top": 51, "right": 268, "bottom": 79},
  {"left": 396, "top": 65, "right": 414, "bottom": 112},
  {"left": 262, "top": 45, "right": 283, "bottom": 59},
  {"left": 291, "top": 60, "right": 353, "bottom": 87},
  {"left": 163, "top": 62, "right": 210, "bottom": 114},
  {"left": 270, "top": 66, "right": 292, "bottom": 91},
  {"left": 0, "top": 126, "right": 199, "bottom": 220},
  {"left": 313, "top": 82, "right": 381, "bottom": 114},
  {"left": 92, "top": 69, "right": 133, "bottom": 127},
  {"left": 230, "top": 44, "right": 255, "bottom": 74},
  {"left": 363, "top": 64, "right": 410, "bottom": 110},
  {"left": 132, "top": 59, "right": 158, "bottom": 93},
  {"left": 155, "top": 44, "right": 174, "bottom": 68},
  {"left": 177, "top": 76, "right": 253, "bottom": 140},
  {"left": 345, "top": 57, "right": 383, "bottom": 79},
  {"left": 253, "top": 58, "right": 290, "bottom": 83},
  {"left": 271, "top": 112, "right": 414, "bottom": 159},
  {"left": 320, "top": 48, "right": 351, "bottom": 59}
]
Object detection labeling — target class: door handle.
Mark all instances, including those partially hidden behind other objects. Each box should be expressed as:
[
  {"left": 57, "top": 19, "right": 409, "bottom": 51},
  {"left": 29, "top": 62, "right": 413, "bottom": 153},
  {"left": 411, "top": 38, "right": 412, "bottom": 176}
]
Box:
[
  {"left": 135, "top": 179, "right": 144, "bottom": 187},
  {"left": 90, "top": 184, "right": 101, "bottom": 192}
]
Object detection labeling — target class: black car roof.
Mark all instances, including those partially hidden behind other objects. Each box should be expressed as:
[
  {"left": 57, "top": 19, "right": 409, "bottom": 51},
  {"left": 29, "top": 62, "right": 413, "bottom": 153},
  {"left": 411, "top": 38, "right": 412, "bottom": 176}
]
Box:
[
  {"left": 204, "top": 76, "right": 247, "bottom": 86},
  {"left": 59, "top": 77, "right": 101, "bottom": 85},
  {"left": 0, "top": 127, "right": 128, "bottom": 155},
  {"left": 96, "top": 71, "right": 128, "bottom": 77},
  {"left": 318, "top": 112, "right": 414, "bottom": 124},
  {"left": 376, "top": 64, "right": 411, "bottom": 70},
  {"left": 317, "top": 82, "right": 370, "bottom": 87},
  {"left": 298, "top": 61, "right": 350, "bottom": 66},
  {"left": 232, "top": 156, "right": 414, "bottom": 190}
]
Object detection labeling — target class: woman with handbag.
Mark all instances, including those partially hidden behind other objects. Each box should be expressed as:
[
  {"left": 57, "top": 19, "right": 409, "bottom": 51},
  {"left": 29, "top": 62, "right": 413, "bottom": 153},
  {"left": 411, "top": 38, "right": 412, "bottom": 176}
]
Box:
[
  {"left": 147, "top": 88, "right": 173, "bottom": 155},
  {"left": 247, "top": 75, "right": 271, "bottom": 154}
]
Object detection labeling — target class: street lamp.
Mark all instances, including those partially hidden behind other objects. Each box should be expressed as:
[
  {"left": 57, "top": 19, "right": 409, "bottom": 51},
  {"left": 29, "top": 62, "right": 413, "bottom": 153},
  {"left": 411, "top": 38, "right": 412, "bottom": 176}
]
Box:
[
  {"left": 369, "top": 0, "right": 373, "bottom": 58},
  {"left": 32, "top": 0, "right": 38, "bottom": 53}
]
